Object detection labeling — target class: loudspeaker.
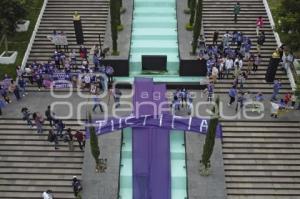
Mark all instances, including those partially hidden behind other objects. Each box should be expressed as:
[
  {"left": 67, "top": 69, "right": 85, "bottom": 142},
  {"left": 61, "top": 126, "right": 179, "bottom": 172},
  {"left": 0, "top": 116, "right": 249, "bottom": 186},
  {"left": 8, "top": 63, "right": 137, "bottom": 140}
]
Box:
[
  {"left": 142, "top": 55, "right": 167, "bottom": 71},
  {"left": 73, "top": 20, "right": 84, "bottom": 45},
  {"left": 265, "top": 57, "right": 280, "bottom": 83}
]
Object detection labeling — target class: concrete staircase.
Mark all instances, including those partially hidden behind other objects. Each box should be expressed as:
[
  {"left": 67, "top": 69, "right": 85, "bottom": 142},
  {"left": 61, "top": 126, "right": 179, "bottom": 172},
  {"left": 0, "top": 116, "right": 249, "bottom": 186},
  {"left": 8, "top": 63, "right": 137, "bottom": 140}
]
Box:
[
  {"left": 0, "top": 118, "right": 84, "bottom": 199},
  {"left": 203, "top": 0, "right": 291, "bottom": 94},
  {"left": 221, "top": 120, "right": 300, "bottom": 199},
  {"left": 27, "top": 0, "right": 109, "bottom": 63}
]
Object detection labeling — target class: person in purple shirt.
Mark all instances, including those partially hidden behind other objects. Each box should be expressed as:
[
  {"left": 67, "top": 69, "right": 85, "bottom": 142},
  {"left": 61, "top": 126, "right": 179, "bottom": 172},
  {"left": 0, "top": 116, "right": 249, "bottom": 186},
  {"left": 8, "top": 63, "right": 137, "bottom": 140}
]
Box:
[
  {"left": 92, "top": 94, "right": 104, "bottom": 113},
  {"left": 228, "top": 86, "right": 237, "bottom": 106},
  {"left": 207, "top": 82, "right": 214, "bottom": 102},
  {"left": 271, "top": 79, "right": 281, "bottom": 101},
  {"left": 105, "top": 65, "right": 114, "bottom": 83}
]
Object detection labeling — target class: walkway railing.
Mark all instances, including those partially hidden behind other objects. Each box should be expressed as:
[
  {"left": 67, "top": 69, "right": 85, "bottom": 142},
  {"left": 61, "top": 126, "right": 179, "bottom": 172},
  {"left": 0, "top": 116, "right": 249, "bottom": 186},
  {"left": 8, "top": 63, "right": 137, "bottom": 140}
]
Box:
[{"left": 262, "top": 0, "right": 297, "bottom": 91}]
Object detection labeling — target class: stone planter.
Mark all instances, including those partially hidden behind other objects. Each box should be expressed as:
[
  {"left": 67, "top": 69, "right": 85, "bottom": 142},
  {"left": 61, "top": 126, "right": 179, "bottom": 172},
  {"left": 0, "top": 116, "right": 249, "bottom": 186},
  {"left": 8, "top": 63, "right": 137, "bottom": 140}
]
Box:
[
  {"left": 0, "top": 51, "right": 18, "bottom": 64},
  {"left": 16, "top": 20, "right": 30, "bottom": 32}
]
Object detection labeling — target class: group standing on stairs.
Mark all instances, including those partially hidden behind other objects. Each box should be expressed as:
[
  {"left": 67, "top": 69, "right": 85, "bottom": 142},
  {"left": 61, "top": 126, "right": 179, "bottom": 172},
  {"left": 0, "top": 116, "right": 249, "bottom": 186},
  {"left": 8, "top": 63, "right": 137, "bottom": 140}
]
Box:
[{"left": 197, "top": 2, "right": 299, "bottom": 117}]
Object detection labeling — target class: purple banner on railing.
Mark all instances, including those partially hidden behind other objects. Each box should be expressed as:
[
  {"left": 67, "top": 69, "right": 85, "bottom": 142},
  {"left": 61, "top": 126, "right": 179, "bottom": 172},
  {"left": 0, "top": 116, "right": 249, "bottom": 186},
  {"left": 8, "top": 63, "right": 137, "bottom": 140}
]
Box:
[{"left": 91, "top": 114, "right": 222, "bottom": 138}]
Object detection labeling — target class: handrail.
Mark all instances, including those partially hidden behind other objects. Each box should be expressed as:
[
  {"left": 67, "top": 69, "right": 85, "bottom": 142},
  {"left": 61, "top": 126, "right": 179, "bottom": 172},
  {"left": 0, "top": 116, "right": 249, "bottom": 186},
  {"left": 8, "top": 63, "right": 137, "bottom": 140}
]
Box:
[
  {"left": 262, "top": 0, "right": 296, "bottom": 91},
  {"left": 21, "top": 0, "right": 48, "bottom": 70}
]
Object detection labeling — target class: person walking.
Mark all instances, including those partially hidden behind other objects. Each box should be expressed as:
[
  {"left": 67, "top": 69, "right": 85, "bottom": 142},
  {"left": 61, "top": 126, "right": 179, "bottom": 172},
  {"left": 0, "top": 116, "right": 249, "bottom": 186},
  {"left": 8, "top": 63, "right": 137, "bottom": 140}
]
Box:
[
  {"left": 47, "top": 129, "right": 59, "bottom": 150},
  {"left": 64, "top": 128, "right": 74, "bottom": 151},
  {"left": 42, "top": 189, "right": 53, "bottom": 199},
  {"left": 9, "top": 80, "right": 21, "bottom": 101},
  {"left": 235, "top": 92, "right": 246, "bottom": 112},
  {"left": 0, "top": 86, "right": 11, "bottom": 104},
  {"left": 257, "top": 31, "right": 265, "bottom": 53},
  {"left": 45, "top": 105, "right": 55, "bottom": 127},
  {"left": 55, "top": 119, "right": 65, "bottom": 138},
  {"left": 21, "top": 107, "right": 33, "bottom": 127},
  {"left": 228, "top": 86, "right": 237, "bottom": 106},
  {"left": 105, "top": 65, "right": 114, "bottom": 84},
  {"left": 256, "top": 16, "right": 264, "bottom": 36},
  {"left": 207, "top": 81, "right": 214, "bottom": 102},
  {"left": 18, "top": 77, "right": 27, "bottom": 97},
  {"left": 33, "top": 112, "right": 44, "bottom": 134},
  {"left": 271, "top": 79, "right": 281, "bottom": 101},
  {"left": 92, "top": 94, "right": 104, "bottom": 113},
  {"left": 211, "top": 65, "right": 219, "bottom": 83},
  {"left": 252, "top": 54, "right": 261, "bottom": 73},
  {"left": 225, "top": 57, "right": 233, "bottom": 79},
  {"left": 74, "top": 130, "right": 85, "bottom": 151},
  {"left": 113, "top": 88, "right": 122, "bottom": 108},
  {"left": 72, "top": 176, "right": 83, "bottom": 198},
  {"left": 223, "top": 31, "right": 232, "bottom": 49},
  {"left": 212, "top": 30, "right": 219, "bottom": 45},
  {"left": 233, "top": 2, "right": 241, "bottom": 23},
  {"left": 0, "top": 99, "right": 5, "bottom": 115}
]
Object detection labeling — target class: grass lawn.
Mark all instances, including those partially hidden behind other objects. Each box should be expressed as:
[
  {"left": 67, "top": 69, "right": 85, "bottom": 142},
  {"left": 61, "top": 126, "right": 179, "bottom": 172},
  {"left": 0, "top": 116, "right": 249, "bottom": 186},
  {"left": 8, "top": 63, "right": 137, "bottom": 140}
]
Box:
[{"left": 0, "top": 0, "right": 44, "bottom": 79}]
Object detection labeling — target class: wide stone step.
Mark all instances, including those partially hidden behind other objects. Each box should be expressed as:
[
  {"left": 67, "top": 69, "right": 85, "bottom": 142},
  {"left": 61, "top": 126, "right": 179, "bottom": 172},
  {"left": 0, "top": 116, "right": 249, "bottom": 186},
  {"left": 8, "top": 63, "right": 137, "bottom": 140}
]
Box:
[
  {"left": 224, "top": 159, "right": 300, "bottom": 165},
  {"left": 0, "top": 162, "right": 82, "bottom": 168},
  {"left": 223, "top": 148, "right": 300, "bottom": 154},
  {"left": 225, "top": 165, "right": 300, "bottom": 171},
  {"left": 223, "top": 154, "right": 300, "bottom": 160},
  {"left": 0, "top": 151, "right": 83, "bottom": 158},
  {"left": 222, "top": 127, "right": 299, "bottom": 132},
  {"left": 0, "top": 167, "right": 81, "bottom": 175},
  {"left": 0, "top": 191, "right": 74, "bottom": 199},
  {"left": 223, "top": 138, "right": 300, "bottom": 143},
  {"left": 0, "top": 173, "right": 79, "bottom": 180},
  {"left": 0, "top": 179, "right": 72, "bottom": 186},
  {"left": 0, "top": 185, "right": 72, "bottom": 193}
]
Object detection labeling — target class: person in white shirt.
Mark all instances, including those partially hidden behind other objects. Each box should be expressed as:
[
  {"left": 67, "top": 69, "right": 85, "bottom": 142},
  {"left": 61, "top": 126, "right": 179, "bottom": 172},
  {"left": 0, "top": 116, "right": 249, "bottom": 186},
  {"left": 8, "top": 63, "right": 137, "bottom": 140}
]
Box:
[
  {"left": 84, "top": 74, "right": 91, "bottom": 90},
  {"left": 223, "top": 31, "right": 232, "bottom": 49},
  {"left": 211, "top": 66, "right": 219, "bottom": 83},
  {"left": 225, "top": 57, "right": 234, "bottom": 79},
  {"left": 42, "top": 190, "right": 53, "bottom": 199}
]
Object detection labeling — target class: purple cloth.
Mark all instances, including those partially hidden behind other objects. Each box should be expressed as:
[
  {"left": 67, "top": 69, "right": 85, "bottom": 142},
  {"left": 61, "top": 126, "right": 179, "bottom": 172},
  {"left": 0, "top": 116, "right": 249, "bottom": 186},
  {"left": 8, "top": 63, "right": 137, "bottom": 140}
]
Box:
[
  {"left": 91, "top": 114, "right": 222, "bottom": 138},
  {"left": 132, "top": 78, "right": 171, "bottom": 199}
]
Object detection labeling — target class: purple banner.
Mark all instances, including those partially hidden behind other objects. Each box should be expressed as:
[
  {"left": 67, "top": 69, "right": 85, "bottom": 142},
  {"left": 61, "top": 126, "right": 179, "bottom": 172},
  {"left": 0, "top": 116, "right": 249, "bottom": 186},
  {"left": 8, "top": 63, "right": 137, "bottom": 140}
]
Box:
[
  {"left": 92, "top": 114, "right": 222, "bottom": 138},
  {"left": 132, "top": 77, "right": 170, "bottom": 199}
]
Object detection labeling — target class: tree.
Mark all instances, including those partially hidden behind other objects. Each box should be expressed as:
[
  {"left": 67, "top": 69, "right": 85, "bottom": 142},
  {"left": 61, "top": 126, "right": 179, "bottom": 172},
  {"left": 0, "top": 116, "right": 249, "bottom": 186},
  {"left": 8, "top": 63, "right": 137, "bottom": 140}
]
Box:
[
  {"left": 200, "top": 97, "right": 219, "bottom": 176},
  {"left": 120, "top": 0, "right": 126, "bottom": 14},
  {"left": 184, "top": 0, "right": 192, "bottom": 14},
  {"left": 274, "top": 0, "right": 300, "bottom": 52},
  {"left": 88, "top": 114, "right": 101, "bottom": 172},
  {"left": 185, "top": 0, "right": 196, "bottom": 30},
  {"left": 192, "top": 0, "right": 202, "bottom": 54},
  {"left": 0, "top": 0, "right": 26, "bottom": 54},
  {"left": 116, "top": 0, "right": 123, "bottom": 31},
  {"left": 110, "top": 0, "right": 119, "bottom": 55},
  {"left": 296, "top": 75, "right": 300, "bottom": 106}
]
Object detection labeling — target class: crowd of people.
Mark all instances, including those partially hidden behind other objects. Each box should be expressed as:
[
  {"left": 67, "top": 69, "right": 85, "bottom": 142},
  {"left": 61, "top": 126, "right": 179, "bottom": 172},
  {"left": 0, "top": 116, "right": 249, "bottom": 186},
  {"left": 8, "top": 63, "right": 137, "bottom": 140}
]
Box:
[
  {"left": 21, "top": 105, "right": 86, "bottom": 151},
  {"left": 196, "top": 15, "right": 298, "bottom": 116}
]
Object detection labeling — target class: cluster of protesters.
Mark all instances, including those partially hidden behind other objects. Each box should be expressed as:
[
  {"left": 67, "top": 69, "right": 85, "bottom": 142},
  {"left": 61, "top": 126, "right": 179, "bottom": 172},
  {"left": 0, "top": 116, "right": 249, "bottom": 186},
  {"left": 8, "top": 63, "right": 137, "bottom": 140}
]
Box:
[
  {"left": 198, "top": 29, "right": 266, "bottom": 81},
  {"left": 171, "top": 88, "right": 193, "bottom": 115},
  {"left": 21, "top": 105, "right": 86, "bottom": 151},
  {"left": 0, "top": 73, "right": 29, "bottom": 115},
  {"left": 196, "top": 15, "right": 298, "bottom": 116},
  {"left": 16, "top": 43, "right": 114, "bottom": 92}
]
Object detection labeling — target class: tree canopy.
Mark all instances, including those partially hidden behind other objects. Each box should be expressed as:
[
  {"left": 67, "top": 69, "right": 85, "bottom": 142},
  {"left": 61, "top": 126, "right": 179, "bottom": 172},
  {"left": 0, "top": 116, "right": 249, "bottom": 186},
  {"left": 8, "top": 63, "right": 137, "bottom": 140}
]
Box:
[
  {"left": 274, "top": 0, "right": 300, "bottom": 52},
  {"left": 0, "top": 0, "right": 27, "bottom": 34}
]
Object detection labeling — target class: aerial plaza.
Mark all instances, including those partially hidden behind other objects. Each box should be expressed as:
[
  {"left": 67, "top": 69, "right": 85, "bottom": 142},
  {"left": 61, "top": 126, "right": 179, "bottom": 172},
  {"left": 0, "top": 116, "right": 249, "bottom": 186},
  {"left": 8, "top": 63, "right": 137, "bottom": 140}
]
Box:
[{"left": 0, "top": 0, "right": 299, "bottom": 199}]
